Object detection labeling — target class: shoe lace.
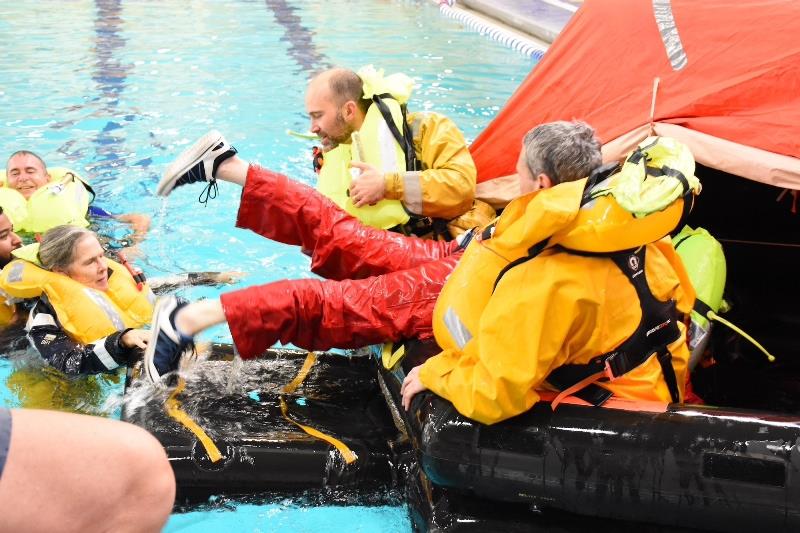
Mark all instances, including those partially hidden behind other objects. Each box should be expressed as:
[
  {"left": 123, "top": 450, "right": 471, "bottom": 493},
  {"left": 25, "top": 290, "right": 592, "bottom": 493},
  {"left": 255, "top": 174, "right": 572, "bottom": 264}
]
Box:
[{"left": 198, "top": 178, "right": 218, "bottom": 206}]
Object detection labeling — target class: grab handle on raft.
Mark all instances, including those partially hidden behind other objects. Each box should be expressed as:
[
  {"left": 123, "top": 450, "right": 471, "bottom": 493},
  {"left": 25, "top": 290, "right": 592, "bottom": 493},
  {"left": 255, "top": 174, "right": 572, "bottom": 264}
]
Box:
[
  {"left": 280, "top": 352, "right": 358, "bottom": 464},
  {"left": 166, "top": 377, "right": 223, "bottom": 463}
]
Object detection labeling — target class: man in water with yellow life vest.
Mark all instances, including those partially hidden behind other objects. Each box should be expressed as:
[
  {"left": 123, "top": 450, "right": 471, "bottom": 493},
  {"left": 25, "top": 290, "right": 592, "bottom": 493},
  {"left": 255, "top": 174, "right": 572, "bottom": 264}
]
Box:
[
  {"left": 3, "top": 150, "right": 150, "bottom": 243},
  {"left": 146, "top": 122, "right": 698, "bottom": 425},
  {"left": 307, "top": 67, "right": 484, "bottom": 238}
]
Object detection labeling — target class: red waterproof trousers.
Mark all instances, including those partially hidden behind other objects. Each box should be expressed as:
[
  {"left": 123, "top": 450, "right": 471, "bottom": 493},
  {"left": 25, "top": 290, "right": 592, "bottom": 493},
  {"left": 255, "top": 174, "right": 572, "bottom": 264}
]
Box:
[{"left": 219, "top": 165, "right": 462, "bottom": 358}]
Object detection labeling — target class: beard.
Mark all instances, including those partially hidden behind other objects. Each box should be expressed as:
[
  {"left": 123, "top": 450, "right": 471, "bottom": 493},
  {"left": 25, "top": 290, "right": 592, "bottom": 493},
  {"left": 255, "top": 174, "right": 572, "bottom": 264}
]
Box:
[{"left": 320, "top": 111, "right": 356, "bottom": 151}]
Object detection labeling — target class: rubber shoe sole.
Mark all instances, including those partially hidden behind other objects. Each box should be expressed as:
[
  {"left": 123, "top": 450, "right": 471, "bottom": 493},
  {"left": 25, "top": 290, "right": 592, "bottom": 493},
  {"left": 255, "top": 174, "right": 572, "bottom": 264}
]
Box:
[
  {"left": 143, "top": 296, "right": 182, "bottom": 387},
  {"left": 157, "top": 130, "right": 224, "bottom": 197}
]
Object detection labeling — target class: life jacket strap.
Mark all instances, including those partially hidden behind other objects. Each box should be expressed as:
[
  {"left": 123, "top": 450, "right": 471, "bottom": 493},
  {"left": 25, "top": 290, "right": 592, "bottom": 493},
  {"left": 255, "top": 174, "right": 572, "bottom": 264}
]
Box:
[
  {"left": 581, "top": 162, "right": 620, "bottom": 205},
  {"left": 371, "top": 93, "right": 420, "bottom": 171},
  {"left": 642, "top": 163, "right": 694, "bottom": 238},
  {"left": 545, "top": 246, "right": 683, "bottom": 407},
  {"left": 491, "top": 238, "right": 549, "bottom": 293},
  {"left": 389, "top": 215, "right": 437, "bottom": 238},
  {"left": 692, "top": 297, "right": 713, "bottom": 318}
]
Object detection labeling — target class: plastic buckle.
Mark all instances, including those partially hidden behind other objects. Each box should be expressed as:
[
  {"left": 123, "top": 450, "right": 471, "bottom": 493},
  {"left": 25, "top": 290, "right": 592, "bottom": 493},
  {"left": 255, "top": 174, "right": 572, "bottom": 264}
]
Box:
[{"left": 603, "top": 353, "right": 619, "bottom": 381}]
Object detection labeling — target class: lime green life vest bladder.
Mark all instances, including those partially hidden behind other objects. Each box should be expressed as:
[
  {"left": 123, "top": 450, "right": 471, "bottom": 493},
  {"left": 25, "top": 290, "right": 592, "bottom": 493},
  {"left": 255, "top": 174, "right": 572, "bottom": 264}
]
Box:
[
  {"left": 0, "top": 167, "right": 93, "bottom": 233},
  {"left": 674, "top": 225, "right": 775, "bottom": 368},
  {"left": 315, "top": 66, "right": 413, "bottom": 230}
]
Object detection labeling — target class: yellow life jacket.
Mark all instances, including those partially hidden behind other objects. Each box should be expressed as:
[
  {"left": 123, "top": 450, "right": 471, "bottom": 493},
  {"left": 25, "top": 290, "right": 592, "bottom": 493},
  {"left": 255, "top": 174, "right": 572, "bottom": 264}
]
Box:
[
  {"left": 0, "top": 296, "right": 15, "bottom": 327},
  {"left": 433, "top": 136, "right": 700, "bottom": 352},
  {"left": 0, "top": 168, "right": 93, "bottom": 233},
  {"left": 433, "top": 180, "right": 586, "bottom": 352},
  {"left": 315, "top": 67, "right": 413, "bottom": 230},
  {"left": 0, "top": 250, "right": 154, "bottom": 344},
  {"left": 551, "top": 137, "right": 700, "bottom": 253}
]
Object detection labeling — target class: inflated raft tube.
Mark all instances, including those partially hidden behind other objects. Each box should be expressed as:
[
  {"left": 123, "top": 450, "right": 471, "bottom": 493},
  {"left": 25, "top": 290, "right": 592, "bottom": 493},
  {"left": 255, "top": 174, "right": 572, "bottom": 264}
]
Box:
[
  {"left": 125, "top": 349, "right": 399, "bottom": 501},
  {"left": 379, "top": 360, "right": 800, "bottom": 533}
]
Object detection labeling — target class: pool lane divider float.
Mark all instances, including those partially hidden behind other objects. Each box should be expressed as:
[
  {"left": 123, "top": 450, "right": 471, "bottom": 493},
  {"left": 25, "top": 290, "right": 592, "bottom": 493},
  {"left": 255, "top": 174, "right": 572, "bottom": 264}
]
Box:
[{"left": 436, "top": 0, "right": 548, "bottom": 59}]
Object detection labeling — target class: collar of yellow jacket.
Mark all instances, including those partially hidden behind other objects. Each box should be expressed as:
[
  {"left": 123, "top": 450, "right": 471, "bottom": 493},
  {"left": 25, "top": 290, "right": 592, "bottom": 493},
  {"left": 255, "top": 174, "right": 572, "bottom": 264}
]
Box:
[{"left": 489, "top": 178, "right": 586, "bottom": 255}]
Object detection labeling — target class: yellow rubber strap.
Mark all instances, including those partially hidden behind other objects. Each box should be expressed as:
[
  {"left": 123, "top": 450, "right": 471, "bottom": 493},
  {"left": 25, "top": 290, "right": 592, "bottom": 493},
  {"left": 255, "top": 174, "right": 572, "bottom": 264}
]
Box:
[
  {"left": 281, "top": 351, "right": 318, "bottom": 393},
  {"left": 165, "top": 377, "right": 223, "bottom": 463},
  {"left": 280, "top": 352, "right": 357, "bottom": 464},
  {"left": 381, "top": 343, "right": 406, "bottom": 370},
  {"left": 280, "top": 396, "right": 357, "bottom": 464}
]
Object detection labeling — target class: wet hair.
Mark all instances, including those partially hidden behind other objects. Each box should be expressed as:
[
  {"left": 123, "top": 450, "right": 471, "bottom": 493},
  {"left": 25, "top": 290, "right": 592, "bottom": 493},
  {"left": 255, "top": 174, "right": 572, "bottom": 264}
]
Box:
[
  {"left": 38, "top": 225, "right": 94, "bottom": 272},
  {"left": 6, "top": 150, "right": 46, "bottom": 171},
  {"left": 325, "top": 68, "right": 371, "bottom": 115},
  {"left": 523, "top": 121, "right": 602, "bottom": 185}
]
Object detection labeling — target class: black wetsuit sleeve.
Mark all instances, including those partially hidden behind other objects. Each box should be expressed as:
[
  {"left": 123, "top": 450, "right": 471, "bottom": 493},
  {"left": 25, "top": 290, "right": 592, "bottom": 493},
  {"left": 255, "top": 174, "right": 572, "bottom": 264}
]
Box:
[{"left": 25, "top": 298, "right": 134, "bottom": 375}]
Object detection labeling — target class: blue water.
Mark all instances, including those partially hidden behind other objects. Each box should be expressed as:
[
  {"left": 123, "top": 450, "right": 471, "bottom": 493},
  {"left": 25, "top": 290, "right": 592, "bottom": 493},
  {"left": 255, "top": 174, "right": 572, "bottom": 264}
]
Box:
[{"left": 0, "top": 0, "right": 534, "bottom": 530}]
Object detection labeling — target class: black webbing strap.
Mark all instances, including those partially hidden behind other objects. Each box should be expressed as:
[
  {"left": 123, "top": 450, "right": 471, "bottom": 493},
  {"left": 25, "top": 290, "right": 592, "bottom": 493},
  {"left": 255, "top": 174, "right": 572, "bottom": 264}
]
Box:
[
  {"left": 545, "top": 246, "right": 683, "bottom": 406},
  {"left": 693, "top": 297, "right": 713, "bottom": 318},
  {"left": 491, "top": 239, "right": 549, "bottom": 293},
  {"left": 371, "top": 93, "right": 419, "bottom": 171},
  {"left": 581, "top": 162, "right": 621, "bottom": 205},
  {"left": 641, "top": 164, "right": 694, "bottom": 237}
]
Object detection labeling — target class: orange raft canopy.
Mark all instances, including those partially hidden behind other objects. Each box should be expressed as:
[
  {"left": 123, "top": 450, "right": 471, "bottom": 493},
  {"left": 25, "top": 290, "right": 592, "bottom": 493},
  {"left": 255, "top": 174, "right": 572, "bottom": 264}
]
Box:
[{"left": 471, "top": 0, "right": 800, "bottom": 190}]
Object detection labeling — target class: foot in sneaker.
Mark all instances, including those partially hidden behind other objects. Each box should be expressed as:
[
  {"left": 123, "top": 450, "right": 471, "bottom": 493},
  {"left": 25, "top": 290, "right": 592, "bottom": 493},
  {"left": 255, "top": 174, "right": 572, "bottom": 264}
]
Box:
[
  {"left": 143, "top": 296, "right": 194, "bottom": 386},
  {"left": 157, "top": 130, "right": 237, "bottom": 198}
]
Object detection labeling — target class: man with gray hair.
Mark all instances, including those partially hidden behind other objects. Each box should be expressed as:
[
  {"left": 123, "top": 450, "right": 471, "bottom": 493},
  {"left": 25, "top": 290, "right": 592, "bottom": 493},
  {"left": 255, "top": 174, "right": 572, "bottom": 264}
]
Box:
[{"left": 144, "top": 122, "right": 602, "bottom": 397}]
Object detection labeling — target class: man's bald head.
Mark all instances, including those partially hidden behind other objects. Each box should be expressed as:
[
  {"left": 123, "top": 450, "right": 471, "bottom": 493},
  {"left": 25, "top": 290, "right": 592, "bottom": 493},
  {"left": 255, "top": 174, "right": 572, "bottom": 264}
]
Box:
[
  {"left": 308, "top": 68, "right": 370, "bottom": 114},
  {"left": 306, "top": 68, "right": 370, "bottom": 150}
]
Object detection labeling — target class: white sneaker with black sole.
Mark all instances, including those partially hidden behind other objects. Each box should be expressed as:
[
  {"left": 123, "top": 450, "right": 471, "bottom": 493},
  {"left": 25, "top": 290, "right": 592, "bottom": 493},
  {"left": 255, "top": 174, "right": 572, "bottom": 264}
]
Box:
[{"left": 157, "top": 130, "right": 237, "bottom": 199}]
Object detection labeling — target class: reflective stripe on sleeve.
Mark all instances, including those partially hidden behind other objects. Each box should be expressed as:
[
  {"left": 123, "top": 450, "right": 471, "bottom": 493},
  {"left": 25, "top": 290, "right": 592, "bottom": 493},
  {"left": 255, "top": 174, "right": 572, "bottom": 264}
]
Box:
[
  {"left": 92, "top": 337, "right": 120, "bottom": 370},
  {"left": 402, "top": 171, "right": 423, "bottom": 214},
  {"left": 26, "top": 312, "right": 57, "bottom": 330},
  {"left": 443, "top": 306, "right": 472, "bottom": 349}
]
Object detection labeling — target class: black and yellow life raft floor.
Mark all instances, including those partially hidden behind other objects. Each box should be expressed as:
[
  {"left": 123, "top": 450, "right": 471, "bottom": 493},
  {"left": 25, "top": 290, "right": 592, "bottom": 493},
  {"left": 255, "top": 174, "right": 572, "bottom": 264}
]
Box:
[{"left": 123, "top": 349, "right": 400, "bottom": 502}]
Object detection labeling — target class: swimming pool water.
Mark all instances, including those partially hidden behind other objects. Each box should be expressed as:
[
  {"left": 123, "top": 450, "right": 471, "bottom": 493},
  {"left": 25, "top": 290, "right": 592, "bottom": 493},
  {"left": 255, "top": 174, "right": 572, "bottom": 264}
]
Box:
[{"left": 0, "top": 0, "right": 534, "bottom": 530}]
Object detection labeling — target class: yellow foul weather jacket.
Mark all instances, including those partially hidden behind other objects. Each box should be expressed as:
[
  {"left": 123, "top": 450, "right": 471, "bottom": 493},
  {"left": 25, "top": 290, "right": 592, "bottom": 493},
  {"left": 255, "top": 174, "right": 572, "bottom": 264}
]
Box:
[
  {"left": 419, "top": 179, "right": 695, "bottom": 425},
  {"left": 383, "top": 111, "right": 476, "bottom": 220}
]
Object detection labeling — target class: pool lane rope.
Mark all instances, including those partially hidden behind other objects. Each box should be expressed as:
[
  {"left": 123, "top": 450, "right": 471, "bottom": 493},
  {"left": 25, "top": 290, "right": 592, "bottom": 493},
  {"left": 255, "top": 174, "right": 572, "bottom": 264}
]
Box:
[
  {"left": 166, "top": 377, "right": 224, "bottom": 463},
  {"left": 280, "top": 352, "right": 358, "bottom": 464},
  {"left": 437, "top": 0, "right": 547, "bottom": 59}
]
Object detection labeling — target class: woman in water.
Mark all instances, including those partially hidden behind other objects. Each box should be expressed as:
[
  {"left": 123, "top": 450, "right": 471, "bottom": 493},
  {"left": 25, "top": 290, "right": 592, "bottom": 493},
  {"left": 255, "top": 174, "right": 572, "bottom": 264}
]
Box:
[{"left": 1, "top": 225, "right": 154, "bottom": 374}]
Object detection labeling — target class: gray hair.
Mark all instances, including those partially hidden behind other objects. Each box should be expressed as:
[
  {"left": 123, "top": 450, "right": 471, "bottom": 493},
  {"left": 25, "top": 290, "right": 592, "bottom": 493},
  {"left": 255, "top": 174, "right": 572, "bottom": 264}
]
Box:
[
  {"left": 38, "top": 225, "right": 94, "bottom": 272},
  {"left": 7, "top": 150, "right": 46, "bottom": 171},
  {"left": 523, "top": 121, "right": 602, "bottom": 185}
]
